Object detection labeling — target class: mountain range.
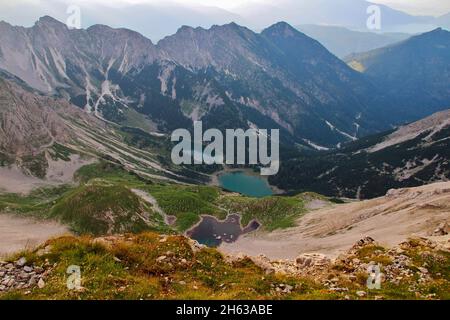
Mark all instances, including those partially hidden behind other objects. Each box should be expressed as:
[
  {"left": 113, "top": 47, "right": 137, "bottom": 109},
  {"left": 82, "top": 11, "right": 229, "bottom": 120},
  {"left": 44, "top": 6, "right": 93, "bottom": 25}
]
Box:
[
  {"left": 3, "top": 15, "right": 450, "bottom": 151},
  {"left": 0, "top": 0, "right": 243, "bottom": 42},
  {"left": 0, "top": 16, "right": 410, "bottom": 149},
  {"left": 347, "top": 28, "right": 450, "bottom": 118},
  {"left": 4, "top": 0, "right": 448, "bottom": 41},
  {"left": 0, "top": 16, "right": 449, "bottom": 177}
]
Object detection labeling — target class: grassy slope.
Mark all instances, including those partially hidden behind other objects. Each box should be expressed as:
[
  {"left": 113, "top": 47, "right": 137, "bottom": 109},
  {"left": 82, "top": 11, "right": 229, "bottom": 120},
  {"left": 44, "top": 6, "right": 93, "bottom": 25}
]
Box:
[
  {"left": 49, "top": 182, "right": 161, "bottom": 235},
  {"left": 0, "top": 162, "right": 167, "bottom": 235},
  {"left": 0, "top": 161, "right": 310, "bottom": 234},
  {"left": 0, "top": 234, "right": 321, "bottom": 300},
  {"left": 0, "top": 185, "right": 72, "bottom": 217},
  {"left": 1, "top": 234, "right": 448, "bottom": 300},
  {"left": 1, "top": 163, "right": 448, "bottom": 301},
  {"left": 217, "top": 195, "right": 307, "bottom": 231}
]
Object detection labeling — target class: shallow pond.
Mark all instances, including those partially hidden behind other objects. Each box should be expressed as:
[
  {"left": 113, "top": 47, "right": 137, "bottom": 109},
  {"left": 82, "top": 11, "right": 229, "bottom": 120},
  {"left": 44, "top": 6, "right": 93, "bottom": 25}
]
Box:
[{"left": 186, "top": 214, "right": 260, "bottom": 247}]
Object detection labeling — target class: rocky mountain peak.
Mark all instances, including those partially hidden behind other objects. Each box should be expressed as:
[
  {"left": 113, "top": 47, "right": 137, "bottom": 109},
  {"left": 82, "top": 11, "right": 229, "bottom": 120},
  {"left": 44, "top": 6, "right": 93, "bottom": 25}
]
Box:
[
  {"left": 169, "top": 22, "right": 252, "bottom": 40},
  {"left": 157, "top": 21, "right": 263, "bottom": 70},
  {"left": 262, "top": 21, "right": 299, "bottom": 37},
  {"left": 211, "top": 22, "right": 244, "bottom": 31},
  {"left": 428, "top": 27, "right": 445, "bottom": 34},
  {"left": 0, "top": 20, "right": 12, "bottom": 28},
  {"left": 168, "top": 25, "right": 207, "bottom": 38},
  {"left": 35, "top": 15, "right": 66, "bottom": 29},
  {"left": 87, "top": 24, "right": 155, "bottom": 44},
  {"left": 261, "top": 21, "right": 323, "bottom": 51},
  {"left": 2, "top": 15, "right": 448, "bottom": 149},
  {"left": 407, "top": 27, "right": 450, "bottom": 45}
]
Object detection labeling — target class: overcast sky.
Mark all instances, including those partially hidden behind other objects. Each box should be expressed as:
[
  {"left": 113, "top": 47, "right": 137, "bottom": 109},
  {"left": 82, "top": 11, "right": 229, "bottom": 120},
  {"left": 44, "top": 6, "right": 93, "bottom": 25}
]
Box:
[
  {"left": 2, "top": 0, "right": 450, "bottom": 16},
  {"left": 70, "top": 0, "right": 450, "bottom": 16},
  {"left": 372, "top": 0, "right": 450, "bottom": 16},
  {"left": 80, "top": 0, "right": 450, "bottom": 16},
  {"left": 1, "top": 0, "right": 449, "bottom": 41},
  {"left": 187, "top": 0, "right": 450, "bottom": 16}
]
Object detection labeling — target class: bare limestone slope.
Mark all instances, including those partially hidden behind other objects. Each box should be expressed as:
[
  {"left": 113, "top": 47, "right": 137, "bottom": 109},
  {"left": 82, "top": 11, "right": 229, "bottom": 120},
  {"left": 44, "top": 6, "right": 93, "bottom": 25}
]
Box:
[
  {"left": 0, "top": 76, "right": 187, "bottom": 193},
  {"left": 221, "top": 181, "right": 450, "bottom": 259}
]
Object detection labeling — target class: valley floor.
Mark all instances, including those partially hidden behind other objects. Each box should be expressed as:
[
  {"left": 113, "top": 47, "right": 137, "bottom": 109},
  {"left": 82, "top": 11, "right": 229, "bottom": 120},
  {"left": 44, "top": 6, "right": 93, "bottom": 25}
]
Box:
[
  {"left": 0, "top": 214, "right": 69, "bottom": 258},
  {"left": 0, "top": 166, "right": 47, "bottom": 194},
  {"left": 0, "top": 155, "right": 94, "bottom": 194},
  {"left": 220, "top": 182, "right": 450, "bottom": 259}
]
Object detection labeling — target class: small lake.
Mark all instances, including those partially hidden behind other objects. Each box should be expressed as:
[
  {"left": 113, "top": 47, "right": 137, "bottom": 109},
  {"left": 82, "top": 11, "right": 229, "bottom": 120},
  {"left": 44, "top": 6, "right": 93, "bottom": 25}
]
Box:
[
  {"left": 187, "top": 214, "right": 260, "bottom": 247},
  {"left": 218, "top": 171, "right": 273, "bottom": 198}
]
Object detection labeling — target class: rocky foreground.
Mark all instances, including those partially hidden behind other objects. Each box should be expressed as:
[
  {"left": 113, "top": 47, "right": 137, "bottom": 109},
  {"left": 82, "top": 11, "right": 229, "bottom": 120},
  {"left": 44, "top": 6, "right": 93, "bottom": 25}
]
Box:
[
  {"left": 0, "top": 232, "right": 448, "bottom": 300},
  {"left": 0, "top": 258, "right": 50, "bottom": 293},
  {"left": 245, "top": 236, "right": 449, "bottom": 299}
]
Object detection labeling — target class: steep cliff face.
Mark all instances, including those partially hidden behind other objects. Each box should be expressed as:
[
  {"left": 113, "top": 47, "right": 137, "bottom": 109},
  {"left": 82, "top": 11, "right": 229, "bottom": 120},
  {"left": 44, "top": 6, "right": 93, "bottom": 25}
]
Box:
[
  {"left": 0, "top": 74, "right": 102, "bottom": 180},
  {"left": 0, "top": 74, "right": 206, "bottom": 185},
  {"left": 0, "top": 16, "right": 160, "bottom": 94},
  {"left": 0, "top": 77, "right": 72, "bottom": 157}
]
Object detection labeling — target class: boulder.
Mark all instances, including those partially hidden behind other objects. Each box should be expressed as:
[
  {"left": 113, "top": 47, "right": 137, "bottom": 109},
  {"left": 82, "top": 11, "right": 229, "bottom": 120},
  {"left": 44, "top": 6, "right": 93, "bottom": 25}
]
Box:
[
  {"left": 16, "top": 257, "right": 27, "bottom": 267},
  {"left": 37, "top": 278, "right": 46, "bottom": 289},
  {"left": 432, "top": 222, "right": 448, "bottom": 236}
]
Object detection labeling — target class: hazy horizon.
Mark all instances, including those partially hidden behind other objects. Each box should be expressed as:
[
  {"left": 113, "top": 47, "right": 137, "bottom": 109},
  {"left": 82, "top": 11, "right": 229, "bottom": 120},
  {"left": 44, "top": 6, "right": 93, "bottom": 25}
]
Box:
[{"left": 1, "top": 0, "right": 449, "bottom": 41}]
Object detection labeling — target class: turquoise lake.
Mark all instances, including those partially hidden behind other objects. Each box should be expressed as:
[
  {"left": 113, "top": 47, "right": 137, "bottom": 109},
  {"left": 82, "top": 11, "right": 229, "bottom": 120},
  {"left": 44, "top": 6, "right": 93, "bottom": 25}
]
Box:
[{"left": 218, "top": 171, "right": 273, "bottom": 198}]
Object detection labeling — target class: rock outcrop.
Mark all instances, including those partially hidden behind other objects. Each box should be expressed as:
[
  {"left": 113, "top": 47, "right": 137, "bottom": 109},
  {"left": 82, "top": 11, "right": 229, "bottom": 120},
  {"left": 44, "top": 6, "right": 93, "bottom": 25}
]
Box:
[{"left": 0, "top": 257, "right": 52, "bottom": 293}]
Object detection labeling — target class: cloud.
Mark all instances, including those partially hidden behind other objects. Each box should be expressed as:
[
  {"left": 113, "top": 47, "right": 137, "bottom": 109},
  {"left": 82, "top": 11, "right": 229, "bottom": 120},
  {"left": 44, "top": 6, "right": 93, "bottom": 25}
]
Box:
[
  {"left": 0, "top": 0, "right": 448, "bottom": 40},
  {"left": 0, "top": 0, "right": 246, "bottom": 40},
  {"left": 371, "top": 0, "right": 450, "bottom": 17}
]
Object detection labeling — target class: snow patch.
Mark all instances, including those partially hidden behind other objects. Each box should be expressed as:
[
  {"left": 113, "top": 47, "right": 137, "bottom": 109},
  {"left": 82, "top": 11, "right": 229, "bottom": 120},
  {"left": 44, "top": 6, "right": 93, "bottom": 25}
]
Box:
[
  {"left": 303, "top": 139, "right": 330, "bottom": 151},
  {"left": 325, "top": 120, "right": 357, "bottom": 141}
]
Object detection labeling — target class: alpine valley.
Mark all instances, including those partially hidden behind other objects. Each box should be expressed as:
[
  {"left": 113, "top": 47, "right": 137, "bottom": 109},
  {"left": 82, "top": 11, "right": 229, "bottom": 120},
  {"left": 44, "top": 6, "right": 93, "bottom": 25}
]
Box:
[{"left": 0, "top": 14, "right": 449, "bottom": 301}]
